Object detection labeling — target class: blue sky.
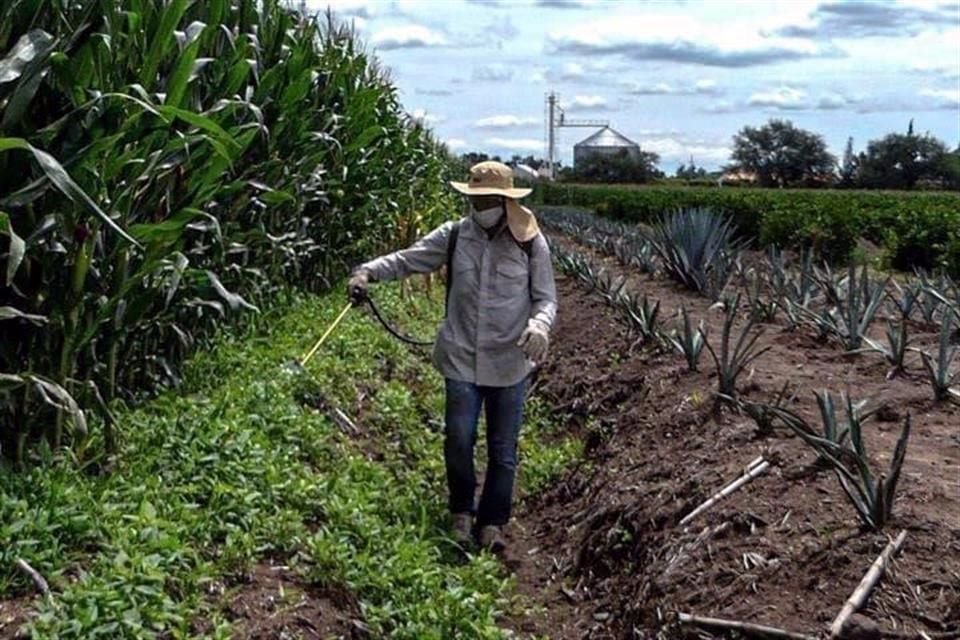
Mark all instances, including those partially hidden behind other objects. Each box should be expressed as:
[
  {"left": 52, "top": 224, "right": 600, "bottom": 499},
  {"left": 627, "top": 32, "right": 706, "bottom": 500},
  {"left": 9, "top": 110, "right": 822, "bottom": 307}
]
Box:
[{"left": 308, "top": 0, "right": 960, "bottom": 172}]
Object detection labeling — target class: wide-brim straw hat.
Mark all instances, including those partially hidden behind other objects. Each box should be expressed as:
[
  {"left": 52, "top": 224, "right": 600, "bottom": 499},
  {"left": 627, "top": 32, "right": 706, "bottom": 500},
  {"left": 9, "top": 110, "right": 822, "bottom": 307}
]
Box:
[{"left": 450, "top": 161, "right": 539, "bottom": 242}]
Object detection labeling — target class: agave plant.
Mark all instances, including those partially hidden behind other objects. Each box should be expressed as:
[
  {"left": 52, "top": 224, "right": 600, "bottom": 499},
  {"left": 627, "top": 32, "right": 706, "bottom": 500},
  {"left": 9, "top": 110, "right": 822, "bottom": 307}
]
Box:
[
  {"left": 915, "top": 311, "right": 960, "bottom": 402},
  {"left": 767, "top": 399, "right": 911, "bottom": 531},
  {"left": 668, "top": 307, "right": 705, "bottom": 371},
  {"left": 741, "top": 269, "right": 778, "bottom": 323},
  {"left": 619, "top": 291, "right": 661, "bottom": 345},
  {"left": 801, "top": 263, "right": 887, "bottom": 351},
  {"left": 701, "top": 293, "right": 770, "bottom": 399},
  {"left": 644, "top": 208, "right": 745, "bottom": 300},
  {"left": 859, "top": 320, "right": 911, "bottom": 378},
  {"left": 916, "top": 269, "right": 949, "bottom": 324},
  {"left": 738, "top": 381, "right": 794, "bottom": 437},
  {"left": 887, "top": 280, "right": 920, "bottom": 322},
  {"left": 768, "top": 246, "right": 818, "bottom": 330}
]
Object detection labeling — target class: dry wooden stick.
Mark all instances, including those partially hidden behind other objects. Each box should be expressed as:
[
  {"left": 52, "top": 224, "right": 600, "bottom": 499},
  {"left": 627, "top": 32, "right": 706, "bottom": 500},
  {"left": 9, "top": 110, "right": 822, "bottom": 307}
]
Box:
[
  {"left": 15, "top": 558, "right": 50, "bottom": 595},
  {"left": 679, "top": 458, "right": 770, "bottom": 526},
  {"left": 830, "top": 529, "right": 908, "bottom": 638},
  {"left": 678, "top": 612, "right": 817, "bottom": 640}
]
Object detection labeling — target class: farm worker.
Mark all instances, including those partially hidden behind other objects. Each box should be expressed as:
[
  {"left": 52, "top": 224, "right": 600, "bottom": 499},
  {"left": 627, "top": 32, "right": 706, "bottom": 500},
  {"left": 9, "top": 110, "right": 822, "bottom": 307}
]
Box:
[{"left": 347, "top": 161, "right": 557, "bottom": 554}]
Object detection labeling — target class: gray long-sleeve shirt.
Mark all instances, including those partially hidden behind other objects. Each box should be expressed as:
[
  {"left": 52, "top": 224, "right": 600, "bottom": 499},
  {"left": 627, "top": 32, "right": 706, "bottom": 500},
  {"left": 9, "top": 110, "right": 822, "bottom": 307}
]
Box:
[{"left": 359, "top": 216, "right": 558, "bottom": 387}]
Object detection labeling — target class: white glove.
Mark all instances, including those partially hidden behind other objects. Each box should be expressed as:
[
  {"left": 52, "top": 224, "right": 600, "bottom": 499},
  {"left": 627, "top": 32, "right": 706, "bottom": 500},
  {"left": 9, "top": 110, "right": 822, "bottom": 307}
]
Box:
[{"left": 517, "top": 319, "right": 550, "bottom": 363}]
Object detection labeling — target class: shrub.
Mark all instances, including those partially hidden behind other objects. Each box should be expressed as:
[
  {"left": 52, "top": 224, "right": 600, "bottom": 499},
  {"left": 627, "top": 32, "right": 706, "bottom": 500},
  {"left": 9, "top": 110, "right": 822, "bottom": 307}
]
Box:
[{"left": 536, "top": 183, "right": 960, "bottom": 272}]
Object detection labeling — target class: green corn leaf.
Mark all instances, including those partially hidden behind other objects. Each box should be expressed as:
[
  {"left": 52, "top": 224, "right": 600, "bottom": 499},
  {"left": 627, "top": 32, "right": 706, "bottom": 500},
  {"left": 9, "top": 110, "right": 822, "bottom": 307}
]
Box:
[
  {"left": 205, "top": 270, "right": 259, "bottom": 313},
  {"left": 0, "top": 211, "right": 25, "bottom": 284},
  {"left": 164, "top": 21, "right": 206, "bottom": 107},
  {"left": 0, "top": 29, "right": 56, "bottom": 130},
  {"left": 0, "top": 373, "right": 86, "bottom": 436},
  {"left": 140, "top": 0, "right": 189, "bottom": 91},
  {"left": 0, "top": 138, "right": 140, "bottom": 247},
  {"left": 0, "top": 305, "right": 47, "bottom": 325},
  {"left": 156, "top": 105, "right": 241, "bottom": 159}
]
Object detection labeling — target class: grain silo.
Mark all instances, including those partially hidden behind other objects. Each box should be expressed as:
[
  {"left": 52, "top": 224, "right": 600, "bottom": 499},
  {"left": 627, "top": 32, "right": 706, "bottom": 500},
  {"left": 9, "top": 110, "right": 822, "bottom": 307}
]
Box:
[{"left": 573, "top": 126, "right": 640, "bottom": 169}]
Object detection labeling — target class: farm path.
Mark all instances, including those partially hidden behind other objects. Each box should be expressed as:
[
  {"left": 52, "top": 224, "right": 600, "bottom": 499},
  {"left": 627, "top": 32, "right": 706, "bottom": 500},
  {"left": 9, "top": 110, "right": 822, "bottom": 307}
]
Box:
[{"left": 502, "top": 234, "right": 960, "bottom": 639}]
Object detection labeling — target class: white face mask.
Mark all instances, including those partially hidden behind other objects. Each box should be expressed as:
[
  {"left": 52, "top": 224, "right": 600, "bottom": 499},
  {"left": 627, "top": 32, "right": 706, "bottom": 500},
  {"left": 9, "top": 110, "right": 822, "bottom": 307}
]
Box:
[{"left": 472, "top": 204, "right": 503, "bottom": 229}]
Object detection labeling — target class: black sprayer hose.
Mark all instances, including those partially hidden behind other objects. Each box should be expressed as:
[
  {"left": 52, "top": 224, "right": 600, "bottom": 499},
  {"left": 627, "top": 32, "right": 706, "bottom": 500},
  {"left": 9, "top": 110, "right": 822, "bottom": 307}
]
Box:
[{"left": 364, "top": 296, "right": 435, "bottom": 347}]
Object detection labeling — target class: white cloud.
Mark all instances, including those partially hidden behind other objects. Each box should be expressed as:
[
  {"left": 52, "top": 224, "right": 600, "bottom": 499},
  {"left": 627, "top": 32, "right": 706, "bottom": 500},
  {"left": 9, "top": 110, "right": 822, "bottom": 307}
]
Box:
[
  {"left": 547, "top": 15, "right": 838, "bottom": 67},
  {"left": 695, "top": 79, "right": 722, "bottom": 95},
  {"left": 411, "top": 108, "right": 445, "bottom": 125},
  {"left": 921, "top": 88, "right": 960, "bottom": 106},
  {"left": 564, "top": 94, "right": 607, "bottom": 109},
  {"left": 484, "top": 137, "right": 544, "bottom": 151},
  {"left": 473, "top": 64, "right": 513, "bottom": 81},
  {"left": 626, "top": 79, "right": 724, "bottom": 96},
  {"left": 560, "top": 62, "right": 585, "bottom": 79},
  {"left": 444, "top": 138, "right": 468, "bottom": 150},
  {"left": 370, "top": 25, "right": 448, "bottom": 50},
  {"left": 642, "top": 137, "right": 731, "bottom": 164},
  {"left": 748, "top": 86, "right": 808, "bottom": 108},
  {"left": 628, "top": 82, "right": 677, "bottom": 95},
  {"left": 475, "top": 115, "right": 540, "bottom": 128},
  {"left": 912, "top": 62, "right": 960, "bottom": 79},
  {"left": 309, "top": 0, "right": 375, "bottom": 19}
]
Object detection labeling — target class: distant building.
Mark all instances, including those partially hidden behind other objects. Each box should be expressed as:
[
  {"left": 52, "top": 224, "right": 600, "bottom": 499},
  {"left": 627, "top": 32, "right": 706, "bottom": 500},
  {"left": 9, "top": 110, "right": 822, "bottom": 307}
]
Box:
[
  {"left": 719, "top": 169, "right": 759, "bottom": 185},
  {"left": 573, "top": 126, "right": 640, "bottom": 169},
  {"left": 511, "top": 163, "right": 539, "bottom": 182}
]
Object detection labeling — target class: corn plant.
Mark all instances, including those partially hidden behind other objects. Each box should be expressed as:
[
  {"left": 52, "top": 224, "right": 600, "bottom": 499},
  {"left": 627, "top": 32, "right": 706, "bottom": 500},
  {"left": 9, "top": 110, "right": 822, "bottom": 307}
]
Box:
[
  {"left": 915, "top": 311, "right": 960, "bottom": 401},
  {"left": 668, "top": 307, "right": 705, "bottom": 371},
  {"left": 644, "top": 208, "right": 744, "bottom": 300},
  {"left": 0, "top": 1, "right": 454, "bottom": 465},
  {"left": 801, "top": 263, "right": 887, "bottom": 351},
  {"left": 620, "top": 291, "right": 661, "bottom": 345},
  {"left": 766, "top": 400, "right": 911, "bottom": 531},
  {"left": 701, "top": 294, "right": 770, "bottom": 399}
]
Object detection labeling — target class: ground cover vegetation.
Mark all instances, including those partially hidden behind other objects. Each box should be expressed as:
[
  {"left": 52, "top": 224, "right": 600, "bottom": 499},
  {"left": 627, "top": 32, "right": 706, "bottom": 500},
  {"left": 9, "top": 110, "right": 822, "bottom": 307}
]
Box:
[
  {"left": 0, "top": 0, "right": 456, "bottom": 468},
  {"left": 1, "top": 282, "right": 580, "bottom": 638}
]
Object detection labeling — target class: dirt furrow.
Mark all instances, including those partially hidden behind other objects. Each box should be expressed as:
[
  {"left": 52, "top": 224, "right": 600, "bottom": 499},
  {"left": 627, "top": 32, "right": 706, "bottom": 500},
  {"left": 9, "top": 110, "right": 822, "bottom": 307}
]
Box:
[{"left": 504, "top": 240, "right": 960, "bottom": 639}]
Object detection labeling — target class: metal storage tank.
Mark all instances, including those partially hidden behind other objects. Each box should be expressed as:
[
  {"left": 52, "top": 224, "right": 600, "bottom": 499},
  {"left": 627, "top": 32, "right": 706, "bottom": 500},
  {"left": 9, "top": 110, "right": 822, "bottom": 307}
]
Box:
[{"left": 573, "top": 126, "right": 640, "bottom": 169}]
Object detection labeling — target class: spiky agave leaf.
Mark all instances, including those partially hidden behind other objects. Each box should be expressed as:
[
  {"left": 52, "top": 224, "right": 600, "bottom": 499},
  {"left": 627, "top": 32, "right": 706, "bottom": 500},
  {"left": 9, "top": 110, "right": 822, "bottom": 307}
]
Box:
[{"left": 644, "top": 207, "right": 744, "bottom": 300}]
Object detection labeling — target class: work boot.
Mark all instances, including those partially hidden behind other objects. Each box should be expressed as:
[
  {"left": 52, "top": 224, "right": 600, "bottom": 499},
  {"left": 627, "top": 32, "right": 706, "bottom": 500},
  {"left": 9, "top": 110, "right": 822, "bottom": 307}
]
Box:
[
  {"left": 478, "top": 525, "right": 506, "bottom": 554},
  {"left": 451, "top": 513, "right": 474, "bottom": 547}
]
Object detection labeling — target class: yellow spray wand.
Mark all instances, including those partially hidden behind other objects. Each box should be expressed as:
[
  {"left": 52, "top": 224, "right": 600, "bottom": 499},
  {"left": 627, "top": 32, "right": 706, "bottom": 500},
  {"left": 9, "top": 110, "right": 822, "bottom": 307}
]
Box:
[{"left": 299, "top": 302, "right": 353, "bottom": 368}]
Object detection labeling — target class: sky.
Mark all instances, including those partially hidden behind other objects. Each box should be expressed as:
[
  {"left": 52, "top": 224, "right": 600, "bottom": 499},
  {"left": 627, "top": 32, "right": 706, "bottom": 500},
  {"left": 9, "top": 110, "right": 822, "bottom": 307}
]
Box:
[{"left": 307, "top": 0, "right": 960, "bottom": 172}]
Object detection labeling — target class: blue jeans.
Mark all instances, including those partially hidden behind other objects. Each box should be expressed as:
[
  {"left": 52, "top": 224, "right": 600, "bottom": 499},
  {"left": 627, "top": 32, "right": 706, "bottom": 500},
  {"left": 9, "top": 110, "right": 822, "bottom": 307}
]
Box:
[{"left": 444, "top": 377, "right": 527, "bottom": 527}]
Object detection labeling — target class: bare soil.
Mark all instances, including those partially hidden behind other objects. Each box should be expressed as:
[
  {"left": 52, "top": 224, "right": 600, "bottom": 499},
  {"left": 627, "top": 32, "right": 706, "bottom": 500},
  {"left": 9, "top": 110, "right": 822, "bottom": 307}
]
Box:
[
  {"left": 214, "top": 562, "right": 362, "bottom": 640},
  {"left": 504, "top": 236, "right": 960, "bottom": 639},
  {"left": 0, "top": 597, "right": 30, "bottom": 640}
]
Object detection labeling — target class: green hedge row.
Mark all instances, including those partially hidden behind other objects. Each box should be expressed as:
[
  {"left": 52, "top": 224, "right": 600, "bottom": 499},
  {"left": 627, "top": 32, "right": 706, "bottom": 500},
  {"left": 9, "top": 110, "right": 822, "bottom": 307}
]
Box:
[{"left": 535, "top": 183, "right": 960, "bottom": 273}]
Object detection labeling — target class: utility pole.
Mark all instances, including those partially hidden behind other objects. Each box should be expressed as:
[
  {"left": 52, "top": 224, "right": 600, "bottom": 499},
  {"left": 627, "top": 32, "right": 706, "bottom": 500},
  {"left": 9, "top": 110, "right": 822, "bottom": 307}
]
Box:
[{"left": 547, "top": 92, "right": 556, "bottom": 180}]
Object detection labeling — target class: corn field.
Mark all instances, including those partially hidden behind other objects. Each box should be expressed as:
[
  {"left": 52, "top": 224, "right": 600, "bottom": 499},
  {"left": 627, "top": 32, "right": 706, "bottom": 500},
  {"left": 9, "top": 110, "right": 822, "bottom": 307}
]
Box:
[{"left": 0, "top": 0, "right": 455, "bottom": 467}]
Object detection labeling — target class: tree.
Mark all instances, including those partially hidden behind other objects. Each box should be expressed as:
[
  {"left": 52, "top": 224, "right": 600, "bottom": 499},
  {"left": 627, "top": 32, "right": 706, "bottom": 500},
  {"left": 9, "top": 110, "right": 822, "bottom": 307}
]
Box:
[
  {"left": 858, "top": 128, "right": 949, "bottom": 189},
  {"left": 839, "top": 136, "right": 859, "bottom": 188},
  {"left": 676, "top": 156, "right": 708, "bottom": 180},
  {"left": 730, "top": 119, "right": 836, "bottom": 187},
  {"left": 572, "top": 149, "right": 662, "bottom": 184}
]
